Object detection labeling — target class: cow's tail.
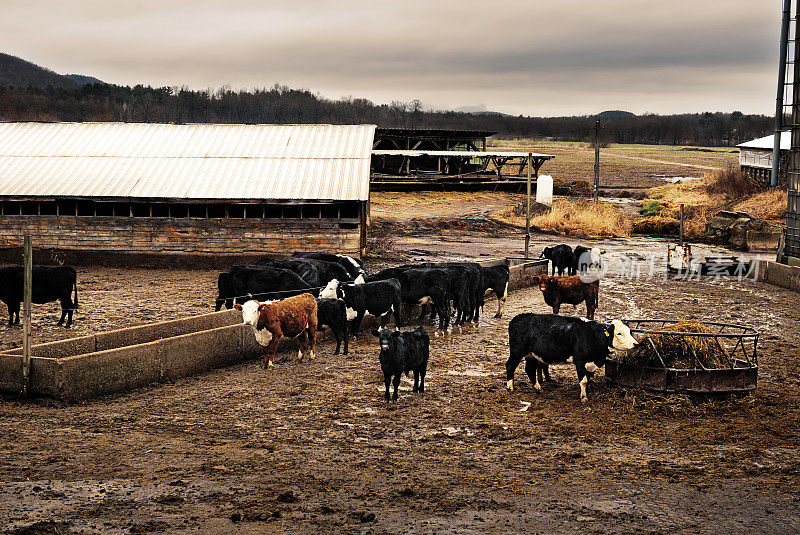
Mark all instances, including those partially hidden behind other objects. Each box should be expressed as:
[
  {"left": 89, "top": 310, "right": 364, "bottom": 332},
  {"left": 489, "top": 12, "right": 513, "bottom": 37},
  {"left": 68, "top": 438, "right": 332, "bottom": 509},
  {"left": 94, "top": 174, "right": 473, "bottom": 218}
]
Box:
[{"left": 73, "top": 277, "right": 79, "bottom": 309}]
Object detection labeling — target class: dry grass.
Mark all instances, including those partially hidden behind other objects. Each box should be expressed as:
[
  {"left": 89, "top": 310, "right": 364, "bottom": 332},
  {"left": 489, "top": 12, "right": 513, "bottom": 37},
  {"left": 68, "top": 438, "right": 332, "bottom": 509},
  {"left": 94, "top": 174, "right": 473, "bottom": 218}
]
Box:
[
  {"left": 733, "top": 188, "right": 788, "bottom": 221},
  {"left": 619, "top": 321, "right": 729, "bottom": 370},
  {"left": 498, "top": 199, "right": 632, "bottom": 238}
]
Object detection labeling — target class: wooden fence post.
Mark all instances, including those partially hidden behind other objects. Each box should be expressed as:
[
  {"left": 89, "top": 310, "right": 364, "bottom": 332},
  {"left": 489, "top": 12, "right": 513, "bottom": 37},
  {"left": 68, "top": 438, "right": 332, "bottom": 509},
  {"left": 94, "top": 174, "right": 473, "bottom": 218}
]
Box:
[{"left": 22, "top": 235, "right": 32, "bottom": 397}]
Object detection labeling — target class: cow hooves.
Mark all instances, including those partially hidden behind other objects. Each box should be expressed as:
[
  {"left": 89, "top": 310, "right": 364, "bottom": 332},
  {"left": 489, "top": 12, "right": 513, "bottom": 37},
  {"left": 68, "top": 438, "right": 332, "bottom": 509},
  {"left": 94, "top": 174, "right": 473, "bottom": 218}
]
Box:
[
  {"left": 533, "top": 383, "right": 542, "bottom": 392},
  {"left": 580, "top": 396, "right": 588, "bottom": 403}
]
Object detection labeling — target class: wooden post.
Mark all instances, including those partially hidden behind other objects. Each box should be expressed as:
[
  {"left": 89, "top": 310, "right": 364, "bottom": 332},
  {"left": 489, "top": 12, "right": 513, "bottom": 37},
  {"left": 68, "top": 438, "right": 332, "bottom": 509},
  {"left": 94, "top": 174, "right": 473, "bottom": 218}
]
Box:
[
  {"left": 679, "top": 204, "right": 685, "bottom": 247},
  {"left": 21, "top": 235, "right": 32, "bottom": 397},
  {"left": 525, "top": 153, "right": 532, "bottom": 259},
  {"left": 594, "top": 120, "right": 600, "bottom": 202}
]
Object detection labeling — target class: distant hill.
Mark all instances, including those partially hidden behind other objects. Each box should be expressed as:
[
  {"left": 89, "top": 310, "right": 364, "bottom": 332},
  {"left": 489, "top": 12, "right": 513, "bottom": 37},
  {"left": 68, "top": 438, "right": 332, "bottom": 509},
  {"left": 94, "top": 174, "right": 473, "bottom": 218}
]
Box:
[
  {"left": 472, "top": 111, "right": 514, "bottom": 117},
  {"left": 0, "top": 52, "right": 79, "bottom": 89},
  {"left": 65, "top": 74, "right": 105, "bottom": 86},
  {"left": 597, "top": 110, "right": 636, "bottom": 119}
]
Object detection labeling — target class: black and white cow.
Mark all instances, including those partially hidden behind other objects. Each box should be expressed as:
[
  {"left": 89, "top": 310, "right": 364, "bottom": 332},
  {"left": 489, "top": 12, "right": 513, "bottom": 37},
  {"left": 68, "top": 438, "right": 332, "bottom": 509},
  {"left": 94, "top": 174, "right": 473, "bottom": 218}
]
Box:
[
  {"left": 505, "top": 313, "right": 637, "bottom": 402},
  {"left": 0, "top": 266, "right": 79, "bottom": 327},
  {"left": 481, "top": 264, "right": 510, "bottom": 318},
  {"left": 372, "top": 326, "right": 430, "bottom": 402},
  {"left": 571, "top": 246, "right": 604, "bottom": 275},
  {"left": 292, "top": 252, "right": 367, "bottom": 281},
  {"left": 255, "top": 257, "right": 322, "bottom": 287},
  {"left": 291, "top": 257, "right": 354, "bottom": 285},
  {"left": 320, "top": 278, "right": 402, "bottom": 336},
  {"left": 541, "top": 244, "right": 573, "bottom": 276},
  {"left": 368, "top": 267, "right": 451, "bottom": 330},
  {"left": 316, "top": 297, "right": 349, "bottom": 355},
  {"left": 215, "top": 265, "right": 314, "bottom": 311}
]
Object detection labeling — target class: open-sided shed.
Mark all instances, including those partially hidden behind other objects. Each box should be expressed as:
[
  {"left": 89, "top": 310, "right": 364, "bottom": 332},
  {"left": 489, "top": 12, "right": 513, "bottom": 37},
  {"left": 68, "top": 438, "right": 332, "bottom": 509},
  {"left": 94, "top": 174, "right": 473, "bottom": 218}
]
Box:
[{"left": 0, "top": 122, "right": 376, "bottom": 264}]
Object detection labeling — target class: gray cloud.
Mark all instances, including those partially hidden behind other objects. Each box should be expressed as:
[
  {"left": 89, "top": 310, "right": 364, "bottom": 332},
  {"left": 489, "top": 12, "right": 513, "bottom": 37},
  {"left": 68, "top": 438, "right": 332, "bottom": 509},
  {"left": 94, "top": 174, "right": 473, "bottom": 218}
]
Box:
[{"left": 0, "top": 0, "right": 781, "bottom": 115}]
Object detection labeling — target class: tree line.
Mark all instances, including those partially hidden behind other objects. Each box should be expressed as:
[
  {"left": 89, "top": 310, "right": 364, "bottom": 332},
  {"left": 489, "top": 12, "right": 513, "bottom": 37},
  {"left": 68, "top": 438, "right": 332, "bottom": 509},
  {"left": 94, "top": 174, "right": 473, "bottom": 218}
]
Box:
[{"left": 0, "top": 83, "right": 774, "bottom": 147}]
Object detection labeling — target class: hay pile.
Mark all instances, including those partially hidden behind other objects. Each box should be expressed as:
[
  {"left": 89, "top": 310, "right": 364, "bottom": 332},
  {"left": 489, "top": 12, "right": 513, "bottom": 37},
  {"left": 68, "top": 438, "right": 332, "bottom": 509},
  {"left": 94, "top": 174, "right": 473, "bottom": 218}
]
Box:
[{"left": 619, "top": 321, "right": 730, "bottom": 370}]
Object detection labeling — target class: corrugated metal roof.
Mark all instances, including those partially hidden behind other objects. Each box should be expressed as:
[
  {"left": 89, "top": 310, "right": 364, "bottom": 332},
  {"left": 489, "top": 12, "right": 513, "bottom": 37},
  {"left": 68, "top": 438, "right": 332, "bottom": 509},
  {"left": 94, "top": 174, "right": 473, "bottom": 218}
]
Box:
[
  {"left": 737, "top": 133, "right": 790, "bottom": 151},
  {"left": 372, "top": 149, "right": 554, "bottom": 158},
  {"left": 0, "top": 122, "right": 376, "bottom": 201}
]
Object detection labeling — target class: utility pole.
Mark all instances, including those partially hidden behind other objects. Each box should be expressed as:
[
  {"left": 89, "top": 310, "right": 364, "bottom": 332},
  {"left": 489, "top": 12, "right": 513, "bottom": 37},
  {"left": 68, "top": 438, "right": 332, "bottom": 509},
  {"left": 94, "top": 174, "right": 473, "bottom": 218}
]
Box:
[
  {"left": 773, "top": 0, "right": 792, "bottom": 187},
  {"left": 21, "top": 235, "right": 32, "bottom": 397},
  {"left": 594, "top": 120, "right": 600, "bottom": 201},
  {"left": 525, "top": 153, "right": 532, "bottom": 259}
]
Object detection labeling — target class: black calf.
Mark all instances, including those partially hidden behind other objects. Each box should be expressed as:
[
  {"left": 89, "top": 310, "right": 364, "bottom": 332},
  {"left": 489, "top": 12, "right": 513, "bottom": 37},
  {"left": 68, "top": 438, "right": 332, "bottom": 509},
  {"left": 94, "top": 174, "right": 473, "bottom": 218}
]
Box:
[
  {"left": 372, "top": 326, "right": 430, "bottom": 402},
  {"left": 316, "top": 298, "right": 349, "bottom": 355}
]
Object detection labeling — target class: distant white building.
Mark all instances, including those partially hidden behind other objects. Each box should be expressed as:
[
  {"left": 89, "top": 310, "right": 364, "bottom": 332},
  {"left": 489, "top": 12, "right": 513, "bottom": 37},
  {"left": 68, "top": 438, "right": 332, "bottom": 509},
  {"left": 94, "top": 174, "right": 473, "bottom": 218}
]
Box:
[{"left": 737, "top": 133, "right": 790, "bottom": 182}]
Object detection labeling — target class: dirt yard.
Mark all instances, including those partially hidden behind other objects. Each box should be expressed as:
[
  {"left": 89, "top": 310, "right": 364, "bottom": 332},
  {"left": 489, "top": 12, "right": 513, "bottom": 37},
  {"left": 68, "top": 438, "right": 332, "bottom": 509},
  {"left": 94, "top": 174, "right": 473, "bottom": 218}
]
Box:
[{"left": 1, "top": 209, "right": 799, "bottom": 533}]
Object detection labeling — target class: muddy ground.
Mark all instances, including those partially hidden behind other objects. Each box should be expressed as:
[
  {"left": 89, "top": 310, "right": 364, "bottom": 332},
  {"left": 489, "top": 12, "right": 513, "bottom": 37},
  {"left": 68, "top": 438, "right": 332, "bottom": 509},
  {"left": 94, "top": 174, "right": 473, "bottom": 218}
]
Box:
[{"left": 1, "top": 211, "right": 800, "bottom": 533}]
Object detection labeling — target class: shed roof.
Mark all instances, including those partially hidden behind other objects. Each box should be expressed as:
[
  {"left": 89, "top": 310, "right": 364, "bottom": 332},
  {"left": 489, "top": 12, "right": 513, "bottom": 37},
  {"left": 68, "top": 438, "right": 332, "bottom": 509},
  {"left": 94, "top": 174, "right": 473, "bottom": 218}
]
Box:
[
  {"left": 737, "top": 133, "right": 790, "bottom": 151},
  {"left": 0, "top": 122, "right": 376, "bottom": 201}
]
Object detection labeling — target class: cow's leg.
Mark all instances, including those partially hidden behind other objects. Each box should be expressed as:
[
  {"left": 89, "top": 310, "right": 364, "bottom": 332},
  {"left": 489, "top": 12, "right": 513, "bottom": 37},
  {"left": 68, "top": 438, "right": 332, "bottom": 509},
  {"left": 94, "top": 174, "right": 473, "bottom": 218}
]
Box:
[
  {"left": 297, "top": 330, "right": 308, "bottom": 361},
  {"left": 586, "top": 300, "right": 596, "bottom": 320},
  {"left": 7, "top": 304, "right": 13, "bottom": 327},
  {"left": 412, "top": 370, "right": 420, "bottom": 393},
  {"left": 552, "top": 303, "right": 560, "bottom": 315},
  {"left": 543, "top": 364, "right": 553, "bottom": 382},
  {"left": 342, "top": 323, "right": 350, "bottom": 355},
  {"left": 419, "top": 369, "right": 426, "bottom": 392},
  {"left": 332, "top": 329, "right": 342, "bottom": 355},
  {"left": 12, "top": 303, "right": 20, "bottom": 325},
  {"left": 384, "top": 375, "right": 391, "bottom": 402},
  {"left": 495, "top": 295, "right": 506, "bottom": 319},
  {"left": 525, "top": 357, "right": 542, "bottom": 392},
  {"left": 505, "top": 350, "right": 525, "bottom": 392},
  {"left": 392, "top": 373, "right": 401, "bottom": 401},
  {"left": 307, "top": 324, "right": 316, "bottom": 360},
  {"left": 264, "top": 335, "right": 280, "bottom": 369},
  {"left": 575, "top": 363, "right": 589, "bottom": 403},
  {"left": 392, "top": 299, "right": 403, "bottom": 328},
  {"left": 350, "top": 311, "right": 365, "bottom": 338}
]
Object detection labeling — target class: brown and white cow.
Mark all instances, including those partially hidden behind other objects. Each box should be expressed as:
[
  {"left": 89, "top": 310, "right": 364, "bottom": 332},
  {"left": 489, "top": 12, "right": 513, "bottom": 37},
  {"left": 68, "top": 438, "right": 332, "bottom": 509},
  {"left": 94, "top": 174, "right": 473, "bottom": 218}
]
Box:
[
  {"left": 235, "top": 293, "right": 317, "bottom": 369},
  {"left": 538, "top": 273, "right": 599, "bottom": 320}
]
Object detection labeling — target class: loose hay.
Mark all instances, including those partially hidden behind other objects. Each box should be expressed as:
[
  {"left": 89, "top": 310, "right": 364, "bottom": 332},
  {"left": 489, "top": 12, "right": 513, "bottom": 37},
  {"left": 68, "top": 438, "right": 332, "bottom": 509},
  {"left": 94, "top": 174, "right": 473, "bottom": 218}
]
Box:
[{"left": 620, "top": 321, "right": 730, "bottom": 370}]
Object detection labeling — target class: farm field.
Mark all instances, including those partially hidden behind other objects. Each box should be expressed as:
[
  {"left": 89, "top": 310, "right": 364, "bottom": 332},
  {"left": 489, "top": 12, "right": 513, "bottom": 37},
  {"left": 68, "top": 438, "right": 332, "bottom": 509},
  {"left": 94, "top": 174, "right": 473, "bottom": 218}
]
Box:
[
  {"left": 1, "top": 216, "right": 799, "bottom": 533},
  {"left": 488, "top": 139, "right": 739, "bottom": 190}
]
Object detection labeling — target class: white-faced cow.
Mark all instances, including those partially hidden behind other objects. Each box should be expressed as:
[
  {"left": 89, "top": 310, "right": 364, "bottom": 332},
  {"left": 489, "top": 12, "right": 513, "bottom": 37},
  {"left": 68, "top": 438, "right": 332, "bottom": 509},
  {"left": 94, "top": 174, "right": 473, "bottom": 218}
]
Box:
[
  {"left": 506, "top": 313, "right": 637, "bottom": 402},
  {"left": 235, "top": 293, "right": 317, "bottom": 369}
]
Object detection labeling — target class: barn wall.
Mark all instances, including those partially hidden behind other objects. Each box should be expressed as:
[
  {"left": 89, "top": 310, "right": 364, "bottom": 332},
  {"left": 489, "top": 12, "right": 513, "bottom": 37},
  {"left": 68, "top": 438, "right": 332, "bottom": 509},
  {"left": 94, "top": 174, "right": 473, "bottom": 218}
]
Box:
[{"left": 0, "top": 215, "right": 362, "bottom": 257}]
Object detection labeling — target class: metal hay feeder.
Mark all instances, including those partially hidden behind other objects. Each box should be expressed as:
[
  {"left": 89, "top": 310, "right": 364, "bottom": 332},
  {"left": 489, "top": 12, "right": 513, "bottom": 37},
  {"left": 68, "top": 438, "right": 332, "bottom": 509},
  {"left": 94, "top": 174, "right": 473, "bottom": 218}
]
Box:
[{"left": 605, "top": 319, "right": 759, "bottom": 395}]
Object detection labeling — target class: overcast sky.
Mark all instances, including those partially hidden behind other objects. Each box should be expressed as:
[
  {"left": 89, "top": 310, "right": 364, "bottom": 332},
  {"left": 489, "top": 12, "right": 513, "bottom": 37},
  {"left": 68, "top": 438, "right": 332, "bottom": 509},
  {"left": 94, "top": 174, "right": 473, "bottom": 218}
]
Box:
[{"left": 1, "top": 0, "right": 783, "bottom": 116}]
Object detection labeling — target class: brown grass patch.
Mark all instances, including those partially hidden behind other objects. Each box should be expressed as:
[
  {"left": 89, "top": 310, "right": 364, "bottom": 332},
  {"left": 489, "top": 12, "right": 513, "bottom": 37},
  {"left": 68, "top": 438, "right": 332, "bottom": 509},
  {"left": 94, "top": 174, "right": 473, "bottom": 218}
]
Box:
[
  {"left": 733, "top": 188, "right": 788, "bottom": 221},
  {"left": 498, "top": 199, "right": 631, "bottom": 238}
]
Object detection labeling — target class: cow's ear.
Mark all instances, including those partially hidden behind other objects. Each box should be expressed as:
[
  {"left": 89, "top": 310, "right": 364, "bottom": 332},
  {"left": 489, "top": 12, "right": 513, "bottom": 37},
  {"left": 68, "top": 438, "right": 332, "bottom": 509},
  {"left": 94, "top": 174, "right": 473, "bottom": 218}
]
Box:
[
  {"left": 605, "top": 325, "right": 615, "bottom": 338},
  {"left": 371, "top": 329, "right": 381, "bottom": 337},
  {"left": 233, "top": 304, "right": 242, "bottom": 311}
]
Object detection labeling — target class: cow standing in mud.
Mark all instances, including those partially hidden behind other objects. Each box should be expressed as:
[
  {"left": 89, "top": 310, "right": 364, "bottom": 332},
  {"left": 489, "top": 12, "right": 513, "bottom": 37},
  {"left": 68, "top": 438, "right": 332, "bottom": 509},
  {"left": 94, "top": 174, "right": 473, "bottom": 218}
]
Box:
[{"left": 506, "top": 314, "right": 637, "bottom": 402}]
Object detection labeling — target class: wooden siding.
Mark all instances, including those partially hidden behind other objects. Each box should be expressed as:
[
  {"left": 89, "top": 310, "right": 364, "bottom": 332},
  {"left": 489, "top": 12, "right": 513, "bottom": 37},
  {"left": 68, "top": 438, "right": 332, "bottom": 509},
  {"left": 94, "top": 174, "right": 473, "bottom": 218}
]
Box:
[{"left": 0, "top": 216, "right": 361, "bottom": 256}]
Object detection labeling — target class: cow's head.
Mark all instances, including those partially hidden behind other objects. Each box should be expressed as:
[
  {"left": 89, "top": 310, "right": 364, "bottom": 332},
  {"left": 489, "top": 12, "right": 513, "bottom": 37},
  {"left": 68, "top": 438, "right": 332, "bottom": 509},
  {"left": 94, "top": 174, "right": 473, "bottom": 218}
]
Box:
[
  {"left": 538, "top": 273, "right": 554, "bottom": 292},
  {"left": 372, "top": 327, "right": 399, "bottom": 352},
  {"left": 540, "top": 246, "right": 553, "bottom": 260},
  {"left": 236, "top": 300, "right": 261, "bottom": 328},
  {"left": 320, "top": 279, "right": 339, "bottom": 299},
  {"left": 593, "top": 319, "right": 637, "bottom": 353}
]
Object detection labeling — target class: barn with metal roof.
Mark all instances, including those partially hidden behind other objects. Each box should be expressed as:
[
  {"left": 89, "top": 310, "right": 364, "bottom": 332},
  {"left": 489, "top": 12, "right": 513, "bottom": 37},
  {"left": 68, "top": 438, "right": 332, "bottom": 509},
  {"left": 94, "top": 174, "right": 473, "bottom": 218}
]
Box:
[{"left": 0, "top": 122, "right": 375, "bottom": 263}]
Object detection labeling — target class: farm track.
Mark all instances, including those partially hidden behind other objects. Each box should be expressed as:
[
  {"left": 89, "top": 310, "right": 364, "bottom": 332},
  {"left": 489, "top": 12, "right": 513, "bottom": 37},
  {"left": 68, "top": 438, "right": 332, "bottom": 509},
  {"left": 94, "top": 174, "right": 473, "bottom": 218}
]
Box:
[{"left": 1, "top": 226, "right": 799, "bottom": 533}]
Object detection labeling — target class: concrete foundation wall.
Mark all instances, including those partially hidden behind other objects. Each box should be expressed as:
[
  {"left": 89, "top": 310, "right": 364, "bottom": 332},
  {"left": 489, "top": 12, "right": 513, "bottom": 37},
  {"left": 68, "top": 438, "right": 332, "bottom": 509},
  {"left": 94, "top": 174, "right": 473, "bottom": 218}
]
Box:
[{"left": 756, "top": 260, "right": 800, "bottom": 292}]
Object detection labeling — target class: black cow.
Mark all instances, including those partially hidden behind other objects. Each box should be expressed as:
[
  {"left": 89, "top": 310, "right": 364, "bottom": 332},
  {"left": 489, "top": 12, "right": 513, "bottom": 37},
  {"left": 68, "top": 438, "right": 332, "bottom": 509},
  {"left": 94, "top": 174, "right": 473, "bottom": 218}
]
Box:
[
  {"left": 255, "top": 257, "right": 322, "bottom": 287},
  {"left": 368, "top": 267, "right": 451, "bottom": 330},
  {"left": 0, "top": 266, "right": 78, "bottom": 327},
  {"left": 316, "top": 298, "right": 349, "bottom": 355},
  {"left": 323, "top": 278, "right": 402, "bottom": 336},
  {"left": 292, "top": 252, "right": 366, "bottom": 280},
  {"left": 571, "top": 245, "right": 591, "bottom": 275},
  {"left": 481, "top": 264, "right": 510, "bottom": 318},
  {"left": 215, "top": 265, "right": 314, "bottom": 311},
  {"left": 372, "top": 326, "right": 429, "bottom": 402},
  {"left": 541, "top": 244, "right": 573, "bottom": 276},
  {"left": 505, "top": 314, "right": 637, "bottom": 402},
  {"left": 401, "top": 263, "right": 470, "bottom": 325},
  {"left": 291, "top": 257, "right": 353, "bottom": 285}
]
